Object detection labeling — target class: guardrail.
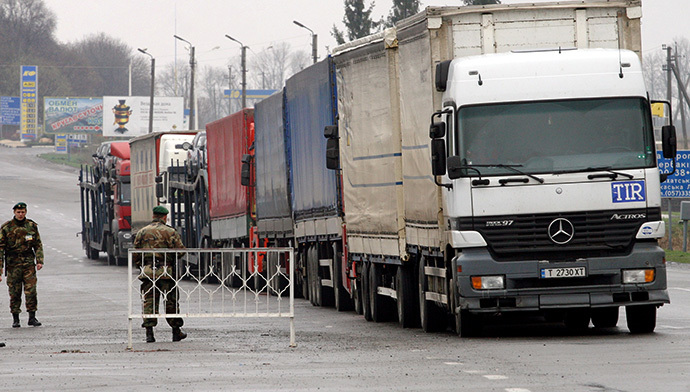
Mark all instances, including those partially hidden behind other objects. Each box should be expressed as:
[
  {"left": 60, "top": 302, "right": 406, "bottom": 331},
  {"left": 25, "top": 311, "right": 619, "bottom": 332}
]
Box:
[{"left": 127, "top": 247, "right": 294, "bottom": 349}]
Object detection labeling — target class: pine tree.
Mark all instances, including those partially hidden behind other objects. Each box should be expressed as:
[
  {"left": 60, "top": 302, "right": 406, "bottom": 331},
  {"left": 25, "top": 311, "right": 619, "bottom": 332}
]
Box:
[
  {"left": 331, "top": 0, "right": 380, "bottom": 45},
  {"left": 387, "top": 0, "right": 421, "bottom": 26}
]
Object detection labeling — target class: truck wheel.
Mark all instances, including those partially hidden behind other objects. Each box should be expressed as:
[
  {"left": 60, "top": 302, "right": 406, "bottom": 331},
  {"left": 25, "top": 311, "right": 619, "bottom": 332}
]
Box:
[
  {"left": 626, "top": 305, "right": 656, "bottom": 334},
  {"left": 86, "top": 245, "right": 99, "bottom": 260},
  {"left": 352, "top": 270, "right": 363, "bottom": 315},
  {"left": 298, "top": 249, "right": 308, "bottom": 299},
  {"left": 591, "top": 307, "right": 619, "bottom": 328},
  {"left": 455, "top": 308, "right": 480, "bottom": 337},
  {"left": 418, "top": 257, "right": 446, "bottom": 332},
  {"left": 308, "top": 246, "right": 322, "bottom": 306},
  {"left": 369, "top": 262, "right": 388, "bottom": 322},
  {"left": 396, "top": 265, "right": 419, "bottom": 328},
  {"left": 106, "top": 235, "right": 116, "bottom": 266},
  {"left": 361, "top": 261, "right": 372, "bottom": 321},
  {"left": 116, "top": 256, "right": 128, "bottom": 267},
  {"left": 333, "top": 245, "right": 353, "bottom": 311},
  {"left": 564, "top": 308, "right": 590, "bottom": 331}
]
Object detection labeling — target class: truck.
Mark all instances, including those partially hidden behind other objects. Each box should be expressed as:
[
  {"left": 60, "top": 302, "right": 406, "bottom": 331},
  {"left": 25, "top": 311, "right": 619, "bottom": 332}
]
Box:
[
  {"left": 79, "top": 141, "right": 132, "bottom": 266},
  {"left": 321, "top": 0, "right": 676, "bottom": 334},
  {"left": 129, "top": 131, "right": 196, "bottom": 233}
]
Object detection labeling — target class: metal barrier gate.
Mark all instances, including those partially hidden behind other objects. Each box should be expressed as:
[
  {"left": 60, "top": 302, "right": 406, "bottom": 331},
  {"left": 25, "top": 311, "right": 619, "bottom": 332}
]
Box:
[{"left": 127, "top": 247, "right": 294, "bottom": 349}]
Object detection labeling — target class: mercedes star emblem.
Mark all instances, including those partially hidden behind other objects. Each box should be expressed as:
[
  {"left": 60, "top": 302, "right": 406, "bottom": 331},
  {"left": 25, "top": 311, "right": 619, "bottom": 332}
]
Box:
[{"left": 548, "top": 218, "right": 575, "bottom": 244}]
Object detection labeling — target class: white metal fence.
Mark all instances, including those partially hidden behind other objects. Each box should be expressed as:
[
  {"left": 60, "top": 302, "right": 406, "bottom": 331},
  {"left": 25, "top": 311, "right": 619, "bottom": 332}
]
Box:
[{"left": 127, "top": 247, "right": 295, "bottom": 349}]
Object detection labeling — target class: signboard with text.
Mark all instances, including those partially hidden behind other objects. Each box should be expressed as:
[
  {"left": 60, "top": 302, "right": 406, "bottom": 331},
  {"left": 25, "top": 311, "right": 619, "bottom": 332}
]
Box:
[
  {"left": 657, "top": 150, "right": 690, "bottom": 198},
  {"left": 20, "top": 66, "right": 38, "bottom": 141},
  {"left": 44, "top": 97, "right": 103, "bottom": 134},
  {"left": 1, "top": 96, "right": 20, "bottom": 125},
  {"left": 102, "top": 96, "right": 184, "bottom": 137}
]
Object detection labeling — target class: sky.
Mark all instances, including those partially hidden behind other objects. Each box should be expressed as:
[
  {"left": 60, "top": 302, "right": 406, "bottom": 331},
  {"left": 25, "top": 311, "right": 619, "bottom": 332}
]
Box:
[{"left": 42, "top": 0, "right": 690, "bottom": 70}]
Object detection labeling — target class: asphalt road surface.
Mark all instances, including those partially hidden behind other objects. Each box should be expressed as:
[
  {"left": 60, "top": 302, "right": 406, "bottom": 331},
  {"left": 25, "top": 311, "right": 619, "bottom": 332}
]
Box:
[{"left": 0, "top": 146, "right": 689, "bottom": 392}]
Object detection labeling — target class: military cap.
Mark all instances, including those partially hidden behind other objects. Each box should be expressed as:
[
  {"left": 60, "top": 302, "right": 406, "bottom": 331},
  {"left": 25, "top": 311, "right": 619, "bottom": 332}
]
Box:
[
  {"left": 12, "top": 202, "right": 27, "bottom": 210},
  {"left": 153, "top": 205, "right": 169, "bottom": 215}
]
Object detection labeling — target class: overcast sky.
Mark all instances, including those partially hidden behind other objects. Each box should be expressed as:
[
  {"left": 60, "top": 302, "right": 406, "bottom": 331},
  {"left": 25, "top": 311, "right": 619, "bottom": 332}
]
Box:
[{"left": 43, "top": 0, "right": 689, "bottom": 69}]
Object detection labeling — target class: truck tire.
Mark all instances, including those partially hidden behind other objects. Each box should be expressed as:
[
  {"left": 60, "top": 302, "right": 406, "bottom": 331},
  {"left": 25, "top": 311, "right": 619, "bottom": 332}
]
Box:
[
  {"left": 308, "top": 246, "right": 322, "bottom": 306},
  {"left": 396, "top": 264, "right": 419, "bottom": 328},
  {"left": 361, "top": 261, "right": 372, "bottom": 321},
  {"left": 298, "top": 248, "right": 308, "bottom": 299},
  {"left": 369, "top": 262, "right": 389, "bottom": 322},
  {"left": 352, "top": 270, "right": 363, "bottom": 315},
  {"left": 333, "top": 245, "right": 353, "bottom": 311},
  {"left": 106, "top": 235, "right": 116, "bottom": 266},
  {"left": 591, "top": 307, "right": 619, "bottom": 328},
  {"left": 86, "top": 245, "right": 99, "bottom": 260},
  {"left": 626, "top": 305, "right": 656, "bottom": 334},
  {"left": 418, "top": 257, "right": 446, "bottom": 332}
]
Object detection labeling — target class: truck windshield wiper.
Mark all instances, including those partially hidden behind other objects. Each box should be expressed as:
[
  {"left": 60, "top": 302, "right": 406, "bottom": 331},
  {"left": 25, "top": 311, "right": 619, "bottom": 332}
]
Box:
[
  {"left": 471, "top": 163, "right": 544, "bottom": 184},
  {"left": 553, "top": 166, "right": 634, "bottom": 180}
]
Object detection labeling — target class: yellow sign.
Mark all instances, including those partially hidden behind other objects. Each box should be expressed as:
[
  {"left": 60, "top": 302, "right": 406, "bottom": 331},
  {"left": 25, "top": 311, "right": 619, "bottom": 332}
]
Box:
[{"left": 651, "top": 102, "right": 665, "bottom": 118}]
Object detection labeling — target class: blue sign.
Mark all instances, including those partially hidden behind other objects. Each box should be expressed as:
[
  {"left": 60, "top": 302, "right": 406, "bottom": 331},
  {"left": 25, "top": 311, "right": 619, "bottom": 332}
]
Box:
[
  {"left": 611, "top": 180, "right": 646, "bottom": 203},
  {"left": 20, "top": 65, "right": 38, "bottom": 141},
  {"left": 224, "top": 89, "right": 278, "bottom": 100},
  {"left": 658, "top": 150, "right": 690, "bottom": 198},
  {"left": 0, "top": 96, "right": 20, "bottom": 125}
]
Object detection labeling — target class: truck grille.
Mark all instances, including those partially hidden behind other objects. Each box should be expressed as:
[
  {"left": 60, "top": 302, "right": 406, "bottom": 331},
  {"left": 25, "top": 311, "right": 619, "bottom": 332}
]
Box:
[{"left": 451, "top": 208, "right": 660, "bottom": 261}]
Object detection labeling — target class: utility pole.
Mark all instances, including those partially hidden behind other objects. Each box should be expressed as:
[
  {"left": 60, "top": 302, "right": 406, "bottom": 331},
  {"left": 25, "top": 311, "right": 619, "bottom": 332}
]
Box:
[
  {"left": 674, "top": 46, "right": 688, "bottom": 149},
  {"left": 226, "top": 35, "right": 248, "bottom": 110},
  {"left": 228, "top": 66, "right": 233, "bottom": 115},
  {"left": 294, "top": 20, "right": 318, "bottom": 64},
  {"left": 174, "top": 35, "right": 195, "bottom": 130},
  {"left": 138, "top": 49, "right": 155, "bottom": 134},
  {"left": 665, "top": 44, "right": 674, "bottom": 250}
]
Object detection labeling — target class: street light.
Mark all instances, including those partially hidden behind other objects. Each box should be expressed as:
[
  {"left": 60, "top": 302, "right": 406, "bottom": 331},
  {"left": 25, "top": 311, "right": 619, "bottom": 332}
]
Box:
[
  {"left": 173, "top": 34, "right": 195, "bottom": 130},
  {"left": 225, "top": 34, "right": 248, "bottom": 109},
  {"left": 293, "top": 20, "right": 318, "bottom": 64},
  {"left": 137, "top": 48, "right": 155, "bottom": 134}
]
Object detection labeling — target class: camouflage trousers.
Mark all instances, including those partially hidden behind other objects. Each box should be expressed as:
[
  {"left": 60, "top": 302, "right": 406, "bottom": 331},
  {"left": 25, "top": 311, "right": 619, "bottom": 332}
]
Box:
[
  {"left": 5, "top": 259, "right": 38, "bottom": 314},
  {"left": 140, "top": 277, "right": 183, "bottom": 328}
]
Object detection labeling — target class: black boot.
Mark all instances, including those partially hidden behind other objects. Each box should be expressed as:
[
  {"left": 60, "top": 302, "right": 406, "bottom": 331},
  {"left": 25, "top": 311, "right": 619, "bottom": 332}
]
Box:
[
  {"left": 28, "top": 312, "right": 41, "bottom": 327},
  {"left": 172, "top": 327, "right": 187, "bottom": 342},
  {"left": 145, "top": 327, "right": 155, "bottom": 343},
  {"left": 12, "top": 314, "right": 20, "bottom": 328}
]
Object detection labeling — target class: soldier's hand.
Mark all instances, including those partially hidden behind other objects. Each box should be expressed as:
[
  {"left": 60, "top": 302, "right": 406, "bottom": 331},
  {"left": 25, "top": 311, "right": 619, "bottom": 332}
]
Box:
[{"left": 36, "top": 264, "right": 43, "bottom": 271}]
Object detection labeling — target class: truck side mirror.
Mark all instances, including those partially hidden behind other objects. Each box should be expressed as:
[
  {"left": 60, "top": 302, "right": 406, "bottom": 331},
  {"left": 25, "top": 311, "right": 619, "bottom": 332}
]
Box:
[
  {"left": 662, "top": 125, "right": 677, "bottom": 159},
  {"left": 326, "top": 138, "right": 339, "bottom": 170},
  {"left": 431, "top": 139, "right": 446, "bottom": 176},
  {"left": 324, "top": 125, "right": 338, "bottom": 139},
  {"left": 241, "top": 154, "right": 252, "bottom": 186},
  {"left": 435, "top": 60, "right": 452, "bottom": 92},
  {"left": 155, "top": 175, "right": 164, "bottom": 198},
  {"left": 429, "top": 121, "right": 445, "bottom": 139},
  {"left": 446, "top": 156, "right": 465, "bottom": 180}
]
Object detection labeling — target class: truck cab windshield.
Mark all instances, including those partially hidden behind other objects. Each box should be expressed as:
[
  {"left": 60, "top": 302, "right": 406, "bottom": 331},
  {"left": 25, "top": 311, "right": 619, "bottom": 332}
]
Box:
[{"left": 456, "top": 97, "right": 655, "bottom": 176}]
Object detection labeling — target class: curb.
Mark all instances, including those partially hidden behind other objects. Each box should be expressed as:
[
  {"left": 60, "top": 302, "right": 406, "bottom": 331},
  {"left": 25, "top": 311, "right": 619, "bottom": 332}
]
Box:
[{"left": 0, "top": 140, "right": 30, "bottom": 148}]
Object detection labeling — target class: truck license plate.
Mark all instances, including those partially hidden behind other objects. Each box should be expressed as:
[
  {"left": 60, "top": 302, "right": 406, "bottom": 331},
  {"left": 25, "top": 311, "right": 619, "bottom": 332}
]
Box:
[{"left": 540, "top": 267, "right": 586, "bottom": 279}]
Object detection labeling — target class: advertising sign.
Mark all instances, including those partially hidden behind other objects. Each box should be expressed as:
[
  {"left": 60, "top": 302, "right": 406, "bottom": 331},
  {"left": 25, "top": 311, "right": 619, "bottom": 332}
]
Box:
[
  {"left": 55, "top": 134, "right": 68, "bottom": 153},
  {"left": 1, "top": 96, "right": 21, "bottom": 125},
  {"left": 20, "top": 66, "right": 38, "bottom": 141},
  {"left": 102, "top": 96, "right": 184, "bottom": 137},
  {"left": 658, "top": 150, "right": 690, "bottom": 198},
  {"left": 44, "top": 97, "right": 103, "bottom": 134}
]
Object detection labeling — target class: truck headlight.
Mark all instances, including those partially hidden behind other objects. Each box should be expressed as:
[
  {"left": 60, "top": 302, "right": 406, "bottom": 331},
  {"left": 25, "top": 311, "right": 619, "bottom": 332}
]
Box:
[
  {"left": 622, "top": 269, "right": 655, "bottom": 284},
  {"left": 471, "top": 275, "right": 505, "bottom": 290}
]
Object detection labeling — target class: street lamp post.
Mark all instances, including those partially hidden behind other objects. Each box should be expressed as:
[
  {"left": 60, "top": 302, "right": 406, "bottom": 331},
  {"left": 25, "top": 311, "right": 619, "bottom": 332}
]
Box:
[
  {"left": 137, "top": 48, "right": 155, "bottom": 134},
  {"left": 225, "top": 35, "right": 247, "bottom": 109},
  {"left": 293, "top": 20, "right": 317, "bottom": 64},
  {"left": 173, "top": 35, "right": 195, "bottom": 130}
]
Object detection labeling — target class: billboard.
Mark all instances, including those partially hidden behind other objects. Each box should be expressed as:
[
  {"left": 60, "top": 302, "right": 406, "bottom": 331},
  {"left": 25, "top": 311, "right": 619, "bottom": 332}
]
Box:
[
  {"left": 1, "top": 96, "right": 21, "bottom": 125},
  {"left": 102, "top": 96, "right": 184, "bottom": 137},
  {"left": 44, "top": 97, "right": 103, "bottom": 134},
  {"left": 658, "top": 150, "right": 690, "bottom": 198}
]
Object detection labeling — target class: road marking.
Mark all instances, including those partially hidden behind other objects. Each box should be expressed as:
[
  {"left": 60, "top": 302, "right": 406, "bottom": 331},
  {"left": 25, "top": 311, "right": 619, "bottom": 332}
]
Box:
[
  {"left": 484, "top": 375, "right": 508, "bottom": 380},
  {"left": 444, "top": 362, "right": 463, "bottom": 366},
  {"left": 463, "top": 370, "right": 482, "bottom": 374},
  {"left": 658, "top": 325, "right": 685, "bottom": 330},
  {"left": 506, "top": 389, "right": 531, "bottom": 392},
  {"left": 670, "top": 287, "right": 690, "bottom": 292}
]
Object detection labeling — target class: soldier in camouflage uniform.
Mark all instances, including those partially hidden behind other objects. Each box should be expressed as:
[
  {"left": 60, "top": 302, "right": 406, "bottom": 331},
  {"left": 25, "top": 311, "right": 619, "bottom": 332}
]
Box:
[
  {"left": 133, "top": 205, "right": 187, "bottom": 343},
  {"left": 0, "top": 202, "right": 43, "bottom": 328}
]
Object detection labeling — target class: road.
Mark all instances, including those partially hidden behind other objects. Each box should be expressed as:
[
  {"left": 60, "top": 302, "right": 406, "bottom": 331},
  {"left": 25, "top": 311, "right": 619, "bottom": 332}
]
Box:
[{"left": 0, "top": 145, "right": 689, "bottom": 392}]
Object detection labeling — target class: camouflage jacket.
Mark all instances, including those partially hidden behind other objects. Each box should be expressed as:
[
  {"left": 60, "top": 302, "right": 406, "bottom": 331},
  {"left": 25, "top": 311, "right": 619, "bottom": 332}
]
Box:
[
  {"left": 0, "top": 218, "right": 44, "bottom": 268},
  {"left": 133, "top": 218, "right": 185, "bottom": 271}
]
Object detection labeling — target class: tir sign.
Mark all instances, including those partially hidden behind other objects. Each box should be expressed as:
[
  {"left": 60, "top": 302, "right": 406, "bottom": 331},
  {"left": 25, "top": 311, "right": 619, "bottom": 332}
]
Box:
[{"left": 611, "top": 180, "right": 646, "bottom": 203}]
